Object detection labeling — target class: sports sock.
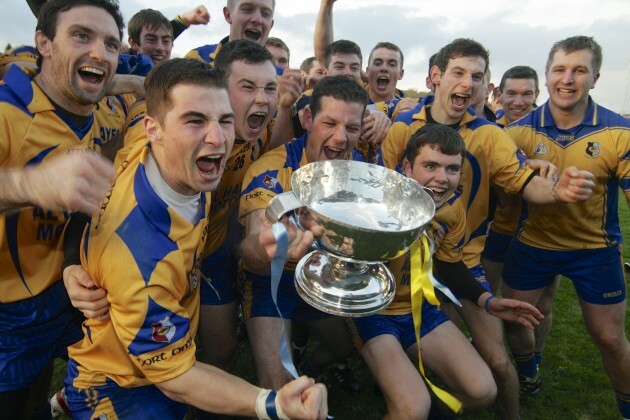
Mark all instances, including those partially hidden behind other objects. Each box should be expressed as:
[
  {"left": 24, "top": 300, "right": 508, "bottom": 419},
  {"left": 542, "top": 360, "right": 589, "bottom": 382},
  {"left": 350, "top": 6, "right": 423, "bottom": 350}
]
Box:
[
  {"left": 615, "top": 389, "right": 630, "bottom": 418},
  {"left": 513, "top": 351, "right": 538, "bottom": 378}
]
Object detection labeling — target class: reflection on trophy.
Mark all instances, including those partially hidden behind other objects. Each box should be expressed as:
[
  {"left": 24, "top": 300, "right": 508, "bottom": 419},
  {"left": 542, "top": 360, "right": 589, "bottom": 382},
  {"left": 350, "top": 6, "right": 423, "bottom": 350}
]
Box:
[{"left": 266, "top": 160, "right": 435, "bottom": 317}]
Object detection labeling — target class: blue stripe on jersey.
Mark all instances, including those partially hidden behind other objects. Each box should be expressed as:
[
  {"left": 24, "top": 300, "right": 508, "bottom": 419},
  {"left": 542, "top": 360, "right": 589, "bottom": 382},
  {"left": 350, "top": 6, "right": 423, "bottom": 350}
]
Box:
[
  {"left": 465, "top": 114, "right": 498, "bottom": 131},
  {"left": 468, "top": 217, "right": 489, "bottom": 244},
  {"left": 115, "top": 95, "right": 127, "bottom": 116},
  {"left": 464, "top": 151, "right": 482, "bottom": 213},
  {"left": 55, "top": 110, "right": 95, "bottom": 141},
  {"left": 26, "top": 144, "right": 61, "bottom": 166},
  {"left": 604, "top": 175, "right": 622, "bottom": 246},
  {"left": 6, "top": 144, "right": 62, "bottom": 296},
  {"left": 128, "top": 114, "right": 144, "bottom": 128},
  {"left": 115, "top": 164, "right": 178, "bottom": 285},
  {"left": 0, "top": 66, "right": 34, "bottom": 117},
  {"left": 127, "top": 296, "right": 191, "bottom": 356},
  {"left": 620, "top": 177, "right": 630, "bottom": 191},
  {"left": 12, "top": 45, "right": 37, "bottom": 55},
  {"left": 241, "top": 169, "right": 284, "bottom": 195},
  {"left": 285, "top": 135, "right": 307, "bottom": 169}
]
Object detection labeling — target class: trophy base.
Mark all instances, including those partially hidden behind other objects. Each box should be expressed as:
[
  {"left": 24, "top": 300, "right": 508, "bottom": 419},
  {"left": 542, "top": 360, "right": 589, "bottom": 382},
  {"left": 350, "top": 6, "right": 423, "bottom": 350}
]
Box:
[{"left": 294, "top": 250, "right": 396, "bottom": 317}]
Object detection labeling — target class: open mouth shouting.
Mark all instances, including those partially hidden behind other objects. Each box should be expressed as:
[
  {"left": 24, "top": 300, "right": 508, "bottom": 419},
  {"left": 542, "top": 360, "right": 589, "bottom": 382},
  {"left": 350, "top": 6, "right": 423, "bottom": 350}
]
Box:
[
  {"left": 376, "top": 75, "right": 390, "bottom": 88},
  {"left": 323, "top": 145, "right": 346, "bottom": 160},
  {"left": 196, "top": 153, "right": 225, "bottom": 185},
  {"left": 78, "top": 65, "right": 106, "bottom": 88},
  {"left": 244, "top": 28, "right": 262, "bottom": 42},
  {"left": 247, "top": 111, "right": 268, "bottom": 132},
  {"left": 450, "top": 92, "right": 470, "bottom": 113}
]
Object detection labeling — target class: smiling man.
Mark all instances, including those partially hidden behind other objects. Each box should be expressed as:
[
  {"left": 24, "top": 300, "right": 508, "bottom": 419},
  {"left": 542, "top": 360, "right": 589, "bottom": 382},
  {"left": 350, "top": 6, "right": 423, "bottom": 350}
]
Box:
[
  {"left": 238, "top": 76, "right": 367, "bottom": 390},
  {"left": 381, "top": 37, "right": 595, "bottom": 419},
  {"left": 186, "top": 0, "right": 275, "bottom": 68},
  {"left": 0, "top": 0, "right": 121, "bottom": 417},
  {"left": 501, "top": 36, "right": 630, "bottom": 418},
  {"left": 65, "top": 58, "right": 327, "bottom": 419}
]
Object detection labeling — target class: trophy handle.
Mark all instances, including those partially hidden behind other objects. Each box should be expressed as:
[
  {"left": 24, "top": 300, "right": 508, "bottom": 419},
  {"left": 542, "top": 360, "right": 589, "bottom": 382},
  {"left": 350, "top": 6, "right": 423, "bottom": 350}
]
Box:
[{"left": 265, "top": 192, "right": 305, "bottom": 222}]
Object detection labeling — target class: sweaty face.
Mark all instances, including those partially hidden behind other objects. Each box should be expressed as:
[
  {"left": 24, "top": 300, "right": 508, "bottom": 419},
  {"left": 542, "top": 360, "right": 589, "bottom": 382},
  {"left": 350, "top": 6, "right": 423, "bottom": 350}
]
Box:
[
  {"left": 545, "top": 49, "right": 598, "bottom": 115},
  {"left": 325, "top": 53, "right": 362, "bottom": 83},
  {"left": 404, "top": 145, "right": 462, "bottom": 209},
  {"left": 134, "top": 25, "right": 173, "bottom": 63},
  {"left": 37, "top": 5, "right": 121, "bottom": 115},
  {"left": 303, "top": 96, "right": 364, "bottom": 163},
  {"left": 431, "top": 56, "right": 486, "bottom": 125},
  {"left": 227, "top": 59, "right": 279, "bottom": 142},
  {"left": 500, "top": 78, "right": 538, "bottom": 124},
  {"left": 149, "top": 85, "right": 235, "bottom": 195},
  {"left": 225, "top": 0, "right": 274, "bottom": 45},
  {"left": 366, "top": 47, "right": 403, "bottom": 102},
  {"left": 266, "top": 44, "right": 289, "bottom": 71}
]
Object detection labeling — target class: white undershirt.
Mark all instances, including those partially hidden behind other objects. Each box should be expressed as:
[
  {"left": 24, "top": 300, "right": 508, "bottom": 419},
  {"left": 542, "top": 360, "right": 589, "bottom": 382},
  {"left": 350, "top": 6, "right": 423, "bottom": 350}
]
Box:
[{"left": 145, "top": 152, "right": 201, "bottom": 223}]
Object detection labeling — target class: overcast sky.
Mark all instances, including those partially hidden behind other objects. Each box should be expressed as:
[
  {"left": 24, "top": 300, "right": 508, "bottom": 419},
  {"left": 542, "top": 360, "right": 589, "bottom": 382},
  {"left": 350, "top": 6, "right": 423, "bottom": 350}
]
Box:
[{"left": 2, "top": 0, "right": 630, "bottom": 113}]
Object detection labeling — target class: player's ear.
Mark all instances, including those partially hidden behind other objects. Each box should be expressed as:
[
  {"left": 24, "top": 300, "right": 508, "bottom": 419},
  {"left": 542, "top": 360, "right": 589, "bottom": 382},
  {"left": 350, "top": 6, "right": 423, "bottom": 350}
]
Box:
[
  {"left": 34, "top": 30, "right": 51, "bottom": 59},
  {"left": 144, "top": 115, "right": 162, "bottom": 145}
]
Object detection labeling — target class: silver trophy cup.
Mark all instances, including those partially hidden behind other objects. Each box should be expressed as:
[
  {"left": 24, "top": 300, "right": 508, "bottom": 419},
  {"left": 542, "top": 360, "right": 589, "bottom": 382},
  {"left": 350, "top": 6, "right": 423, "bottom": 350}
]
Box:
[{"left": 266, "top": 160, "right": 435, "bottom": 317}]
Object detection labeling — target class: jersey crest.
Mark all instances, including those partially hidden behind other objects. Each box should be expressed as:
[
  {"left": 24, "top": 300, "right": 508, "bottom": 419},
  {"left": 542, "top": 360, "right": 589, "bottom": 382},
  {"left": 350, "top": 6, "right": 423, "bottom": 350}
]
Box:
[
  {"left": 586, "top": 141, "right": 600, "bottom": 158},
  {"left": 534, "top": 142, "right": 548, "bottom": 155},
  {"left": 152, "top": 316, "right": 176, "bottom": 343}
]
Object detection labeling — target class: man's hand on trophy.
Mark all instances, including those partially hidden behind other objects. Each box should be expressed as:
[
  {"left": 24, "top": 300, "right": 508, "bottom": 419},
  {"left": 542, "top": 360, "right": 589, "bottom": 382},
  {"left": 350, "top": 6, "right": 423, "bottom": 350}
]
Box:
[{"left": 258, "top": 212, "right": 315, "bottom": 261}]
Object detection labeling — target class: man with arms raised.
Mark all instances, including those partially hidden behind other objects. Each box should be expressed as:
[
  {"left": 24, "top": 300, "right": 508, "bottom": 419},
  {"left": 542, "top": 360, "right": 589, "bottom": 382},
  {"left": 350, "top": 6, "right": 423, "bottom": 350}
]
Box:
[
  {"left": 381, "top": 38, "right": 594, "bottom": 419},
  {"left": 65, "top": 58, "right": 327, "bottom": 419},
  {"left": 502, "top": 36, "right": 630, "bottom": 418}
]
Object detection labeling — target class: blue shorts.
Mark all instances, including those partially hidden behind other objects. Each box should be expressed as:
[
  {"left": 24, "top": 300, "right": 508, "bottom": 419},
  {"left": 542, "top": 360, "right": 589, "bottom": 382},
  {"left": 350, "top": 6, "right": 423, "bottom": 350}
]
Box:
[
  {"left": 350, "top": 300, "right": 449, "bottom": 350},
  {"left": 481, "top": 230, "right": 514, "bottom": 263},
  {"left": 241, "top": 270, "right": 329, "bottom": 323},
  {"left": 65, "top": 359, "right": 187, "bottom": 419},
  {"left": 0, "top": 280, "right": 83, "bottom": 392},
  {"left": 199, "top": 240, "right": 239, "bottom": 306},
  {"left": 503, "top": 241, "right": 626, "bottom": 305}
]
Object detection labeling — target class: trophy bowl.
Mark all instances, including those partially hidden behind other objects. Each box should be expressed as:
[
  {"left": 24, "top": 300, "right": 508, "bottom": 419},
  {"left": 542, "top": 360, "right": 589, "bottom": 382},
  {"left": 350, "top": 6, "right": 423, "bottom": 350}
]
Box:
[{"left": 266, "top": 160, "right": 435, "bottom": 317}]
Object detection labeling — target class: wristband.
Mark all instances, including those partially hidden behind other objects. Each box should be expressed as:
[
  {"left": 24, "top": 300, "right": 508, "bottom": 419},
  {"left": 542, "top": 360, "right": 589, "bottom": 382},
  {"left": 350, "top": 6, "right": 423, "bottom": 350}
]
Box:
[
  {"left": 484, "top": 295, "right": 496, "bottom": 313},
  {"left": 175, "top": 14, "right": 189, "bottom": 27},
  {"left": 255, "top": 389, "right": 288, "bottom": 420}
]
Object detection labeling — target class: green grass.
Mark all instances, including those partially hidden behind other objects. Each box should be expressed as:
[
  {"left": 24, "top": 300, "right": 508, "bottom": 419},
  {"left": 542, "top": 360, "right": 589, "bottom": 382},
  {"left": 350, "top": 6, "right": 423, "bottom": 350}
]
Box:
[{"left": 52, "top": 198, "right": 630, "bottom": 419}]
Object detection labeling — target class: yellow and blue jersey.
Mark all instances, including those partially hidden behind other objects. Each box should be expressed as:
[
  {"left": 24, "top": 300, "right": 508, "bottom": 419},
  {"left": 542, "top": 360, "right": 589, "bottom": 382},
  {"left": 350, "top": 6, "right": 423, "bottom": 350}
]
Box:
[
  {"left": 381, "top": 96, "right": 535, "bottom": 268},
  {"left": 507, "top": 98, "right": 630, "bottom": 250},
  {"left": 0, "top": 65, "right": 129, "bottom": 303},
  {"left": 383, "top": 198, "right": 466, "bottom": 315},
  {"left": 68, "top": 143, "right": 209, "bottom": 388},
  {"left": 185, "top": 36, "right": 230, "bottom": 66},
  {"left": 204, "top": 135, "right": 268, "bottom": 257}
]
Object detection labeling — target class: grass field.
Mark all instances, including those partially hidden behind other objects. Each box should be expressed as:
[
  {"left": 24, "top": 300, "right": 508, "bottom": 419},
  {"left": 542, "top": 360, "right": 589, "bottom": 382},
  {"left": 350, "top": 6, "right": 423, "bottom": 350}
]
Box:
[{"left": 51, "top": 198, "right": 630, "bottom": 419}]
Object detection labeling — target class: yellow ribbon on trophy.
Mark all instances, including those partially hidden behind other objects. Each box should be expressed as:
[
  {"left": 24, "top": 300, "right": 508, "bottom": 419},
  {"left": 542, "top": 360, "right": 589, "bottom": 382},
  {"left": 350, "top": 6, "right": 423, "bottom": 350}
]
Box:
[{"left": 410, "top": 233, "right": 463, "bottom": 414}]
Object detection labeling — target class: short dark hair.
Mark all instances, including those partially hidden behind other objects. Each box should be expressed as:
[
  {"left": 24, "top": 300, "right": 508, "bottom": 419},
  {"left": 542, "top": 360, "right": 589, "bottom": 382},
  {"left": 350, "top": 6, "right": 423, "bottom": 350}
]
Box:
[
  {"left": 368, "top": 42, "right": 404, "bottom": 68},
  {"left": 427, "top": 52, "right": 437, "bottom": 76},
  {"left": 214, "top": 39, "right": 275, "bottom": 77},
  {"left": 546, "top": 35, "right": 602, "bottom": 74},
  {"left": 434, "top": 38, "right": 489, "bottom": 74},
  {"left": 128, "top": 9, "right": 171, "bottom": 46},
  {"left": 265, "top": 36, "right": 290, "bottom": 60},
  {"left": 145, "top": 58, "right": 227, "bottom": 123},
  {"left": 300, "top": 56, "right": 317, "bottom": 73},
  {"left": 36, "top": 0, "right": 124, "bottom": 68},
  {"left": 310, "top": 75, "right": 368, "bottom": 119},
  {"left": 405, "top": 124, "right": 467, "bottom": 166},
  {"left": 499, "top": 65, "right": 539, "bottom": 92},
  {"left": 324, "top": 39, "right": 362, "bottom": 68}
]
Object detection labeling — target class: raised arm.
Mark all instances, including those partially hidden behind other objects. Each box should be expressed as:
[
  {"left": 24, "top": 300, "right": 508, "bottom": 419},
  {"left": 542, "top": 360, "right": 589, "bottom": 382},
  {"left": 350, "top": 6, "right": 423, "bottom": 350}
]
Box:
[{"left": 314, "top": 0, "right": 336, "bottom": 65}]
